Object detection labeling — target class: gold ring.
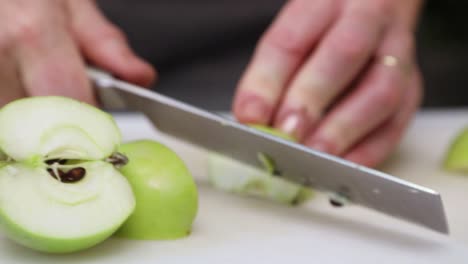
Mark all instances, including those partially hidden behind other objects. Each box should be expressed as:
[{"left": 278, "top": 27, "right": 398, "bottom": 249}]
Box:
[
  {"left": 380, "top": 55, "right": 399, "bottom": 67},
  {"left": 379, "top": 55, "right": 413, "bottom": 75}
]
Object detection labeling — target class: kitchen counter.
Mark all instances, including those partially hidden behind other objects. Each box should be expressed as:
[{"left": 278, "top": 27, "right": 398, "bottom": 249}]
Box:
[{"left": 1, "top": 109, "right": 468, "bottom": 263}]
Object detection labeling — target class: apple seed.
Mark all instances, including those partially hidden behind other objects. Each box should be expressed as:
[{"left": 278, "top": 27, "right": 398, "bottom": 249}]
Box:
[
  {"left": 65, "top": 167, "right": 86, "bottom": 182},
  {"left": 47, "top": 167, "right": 86, "bottom": 183}
]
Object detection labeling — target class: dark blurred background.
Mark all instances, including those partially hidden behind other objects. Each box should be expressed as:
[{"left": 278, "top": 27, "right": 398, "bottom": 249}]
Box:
[
  {"left": 416, "top": 1, "right": 468, "bottom": 107},
  {"left": 97, "top": 0, "right": 468, "bottom": 111}
]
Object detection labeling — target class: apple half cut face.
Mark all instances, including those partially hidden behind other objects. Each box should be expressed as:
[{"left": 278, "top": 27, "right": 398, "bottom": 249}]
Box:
[{"left": 0, "top": 96, "right": 135, "bottom": 253}]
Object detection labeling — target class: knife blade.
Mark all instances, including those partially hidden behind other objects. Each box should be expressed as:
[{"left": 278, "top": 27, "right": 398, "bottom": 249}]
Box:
[{"left": 88, "top": 67, "right": 449, "bottom": 234}]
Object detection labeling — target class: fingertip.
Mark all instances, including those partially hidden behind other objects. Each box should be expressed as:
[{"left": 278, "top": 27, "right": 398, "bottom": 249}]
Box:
[
  {"left": 73, "top": 18, "right": 157, "bottom": 87},
  {"left": 114, "top": 53, "right": 157, "bottom": 87},
  {"left": 88, "top": 40, "right": 157, "bottom": 88},
  {"left": 232, "top": 92, "right": 272, "bottom": 125}
]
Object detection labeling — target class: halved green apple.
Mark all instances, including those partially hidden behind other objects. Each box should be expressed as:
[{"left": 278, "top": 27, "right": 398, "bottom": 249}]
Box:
[
  {"left": 0, "top": 96, "right": 135, "bottom": 253},
  {"left": 208, "top": 125, "right": 313, "bottom": 205}
]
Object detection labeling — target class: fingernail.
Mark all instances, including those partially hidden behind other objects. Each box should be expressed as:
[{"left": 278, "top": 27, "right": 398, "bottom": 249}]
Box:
[
  {"left": 277, "top": 111, "right": 312, "bottom": 141},
  {"left": 238, "top": 98, "right": 270, "bottom": 124}
]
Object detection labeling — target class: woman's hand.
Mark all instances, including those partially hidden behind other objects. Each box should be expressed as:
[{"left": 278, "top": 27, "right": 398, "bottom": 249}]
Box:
[
  {"left": 233, "top": 0, "right": 424, "bottom": 168},
  {"left": 0, "top": 0, "right": 155, "bottom": 106}
]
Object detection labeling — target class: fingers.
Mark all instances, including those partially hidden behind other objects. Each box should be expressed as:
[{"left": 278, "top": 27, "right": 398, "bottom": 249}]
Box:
[
  {"left": 69, "top": 1, "right": 156, "bottom": 87},
  {"left": 304, "top": 57, "right": 405, "bottom": 155},
  {"left": 304, "top": 29, "right": 415, "bottom": 156},
  {"left": 232, "top": 0, "right": 338, "bottom": 124},
  {"left": 0, "top": 50, "right": 24, "bottom": 106},
  {"left": 344, "top": 70, "right": 422, "bottom": 168},
  {"left": 12, "top": 2, "right": 96, "bottom": 105},
  {"left": 273, "top": 1, "right": 387, "bottom": 140},
  {"left": 0, "top": 0, "right": 154, "bottom": 108}
]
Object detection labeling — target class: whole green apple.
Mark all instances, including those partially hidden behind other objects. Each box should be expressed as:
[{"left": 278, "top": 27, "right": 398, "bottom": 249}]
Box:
[{"left": 115, "top": 140, "right": 198, "bottom": 240}]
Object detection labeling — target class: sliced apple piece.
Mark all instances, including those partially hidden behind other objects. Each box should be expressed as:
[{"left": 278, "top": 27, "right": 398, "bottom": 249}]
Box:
[{"left": 208, "top": 125, "right": 313, "bottom": 205}]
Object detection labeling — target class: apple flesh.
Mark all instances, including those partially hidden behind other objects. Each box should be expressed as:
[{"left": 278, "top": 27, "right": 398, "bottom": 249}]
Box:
[
  {"left": 115, "top": 140, "right": 198, "bottom": 240},
  {"left": 208, "top": 125, "right": 313, "bottom": 205},
  {"left": 0, "top": 96, "right": 135, "bottom": 253},
  {"left": 444, "top": 127, "right": 468, "bottom": 172}
]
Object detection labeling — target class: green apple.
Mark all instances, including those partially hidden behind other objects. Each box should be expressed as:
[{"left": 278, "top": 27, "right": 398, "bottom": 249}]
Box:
[
  {"left": 115, "top": 140, "right": 198, "bottom": 240},
  {"left": 0, "top": 96, "right": 135, "bottom": 253},
  {"left": 208, "top": 124, "right": 313, "bottom": 205},
  {"left": 444, "top": 127, "right": 468, "bottom": 172}
]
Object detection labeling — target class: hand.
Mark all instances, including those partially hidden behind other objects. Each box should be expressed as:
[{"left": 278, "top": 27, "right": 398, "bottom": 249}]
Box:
[
  {"left": 0, "top": 0, "right": 155, "bottom": 106},
  {"left": 232, "top": 0, "right": 424, "bottom": 168}
]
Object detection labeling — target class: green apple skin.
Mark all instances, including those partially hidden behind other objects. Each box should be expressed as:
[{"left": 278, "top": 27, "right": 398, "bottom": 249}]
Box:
[
  {"left": 0, "top": 162, "right": 135, "bottom": 254},
  {"left": 0, "top": 212, "right": 121, "bottom": 253},
  {"left": 444, "top": 127, "right": 468, "bottom": 172},
  {"left": 115, "top": 140, "right": 198, "bottom": 240}
]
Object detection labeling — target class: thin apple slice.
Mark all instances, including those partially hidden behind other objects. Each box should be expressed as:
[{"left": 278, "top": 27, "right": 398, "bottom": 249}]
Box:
[
  {"left": 207, "top": 125, "right": 313, "bottom": 205},
  {"left": 0, "top": 96, "right": 121, "bottom": 162},
  {"left": 0, "top": 162, "right": 135, "bottom": 253},
  {"left": 208, "top": 153, "right": 312, "bottom": 205}
]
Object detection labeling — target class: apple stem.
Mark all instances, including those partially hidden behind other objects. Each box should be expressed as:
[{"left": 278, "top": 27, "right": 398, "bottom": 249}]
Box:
[{"left": 105, "top": 152, "right": 128, "bottom": 168}]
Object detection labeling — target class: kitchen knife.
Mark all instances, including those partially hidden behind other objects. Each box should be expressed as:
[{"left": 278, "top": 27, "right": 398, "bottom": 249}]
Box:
[{"left": 88, "top": 67, "right": 449, "bottom": 234}]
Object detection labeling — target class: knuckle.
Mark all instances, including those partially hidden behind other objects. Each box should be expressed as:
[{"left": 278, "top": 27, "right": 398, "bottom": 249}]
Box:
[
  {"left": 290, "top": 82, "right": 327, "bottom": 112},
  {"left": 240, "top": 73, "right": 282, "bottom": 102},
  {"left": 99, "top": 24, "right": 127, "bottom": 42},
  {"left": 332, "top": 32, "right": 371, "bottom": 62},
  {"left": 262, "top": 25, "right": 309, "bottom": 58},
  {"left": 375, "top": 80, "right": 402, "bottom": 110},
  {"left": 9, "top": 14, "right": 44, "bottom": 44}
]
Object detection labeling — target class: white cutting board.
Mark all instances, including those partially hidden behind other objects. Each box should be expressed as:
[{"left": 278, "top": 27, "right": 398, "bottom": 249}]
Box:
[{"left": 1, "top": 109, "right": 468, "bottom": 263}]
